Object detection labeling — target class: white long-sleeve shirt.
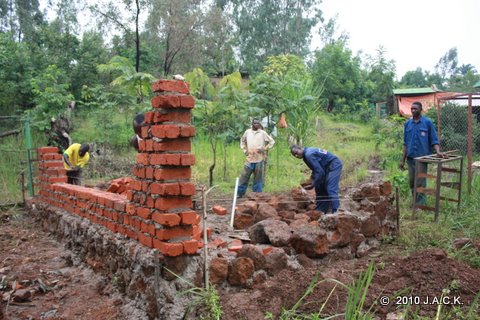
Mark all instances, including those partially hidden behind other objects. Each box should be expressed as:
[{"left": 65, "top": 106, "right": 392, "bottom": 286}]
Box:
[{"left": 240, "top": 129, "right": 275, "bottom": 163}]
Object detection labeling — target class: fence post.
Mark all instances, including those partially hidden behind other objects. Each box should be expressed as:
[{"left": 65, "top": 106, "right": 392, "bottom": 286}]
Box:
[{"left": 24, "top": 116, "right": 34, "bottom": 197}]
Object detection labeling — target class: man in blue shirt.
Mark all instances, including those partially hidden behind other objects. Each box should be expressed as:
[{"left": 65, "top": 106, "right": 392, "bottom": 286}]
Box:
[
  {"left": 291, "top": 145, "right": 343, "bottom": 214},
  {"left": 400, "top": 101, "right": 442, "bottom": 205}
]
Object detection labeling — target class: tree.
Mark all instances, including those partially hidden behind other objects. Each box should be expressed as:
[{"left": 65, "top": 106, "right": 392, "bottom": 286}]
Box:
[
  {"left": 29, "top": 65, "right": 74, "bottom": 130},
  {"left": 97, "top": 55, "right": 155, "bottom": 104},
  {"left": 311, "top": 41, "right": 369, "bottom": 113},
  {"left": 366, "top": 46, "right": 396, "bottom": 104},
  {"left": 146, "top": 0, "right": 206, "bottom": 76},
  {"left": 90, "top": 0, "right": 144, "bottom": 72},
  {"left": 0, "top": 33, "right": 34, "bottom": 117},
  {"left": 400, "top": 68, "right": 429, "bottom": 88},
  {"left": 435, "top": 47, "right": 458, "bottom": 82},
  {"left": 229, "top": 0, "right": 322, "bottom": 74}
]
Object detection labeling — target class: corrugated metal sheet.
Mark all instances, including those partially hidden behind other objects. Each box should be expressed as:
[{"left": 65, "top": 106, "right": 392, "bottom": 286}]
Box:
[{"left": 393, "top": 87, "right": 437, "bottom": 95}]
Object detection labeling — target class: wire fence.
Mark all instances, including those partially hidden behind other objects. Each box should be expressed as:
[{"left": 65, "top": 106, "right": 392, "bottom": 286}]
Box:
[{"left": 0, "top": 116, "right": 33, "bottom": 206}]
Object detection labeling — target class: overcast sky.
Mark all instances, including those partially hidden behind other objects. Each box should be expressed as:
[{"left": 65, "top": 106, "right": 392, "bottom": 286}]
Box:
[{"left": 312, "top": 0, "right": 480, "bottom": 79}]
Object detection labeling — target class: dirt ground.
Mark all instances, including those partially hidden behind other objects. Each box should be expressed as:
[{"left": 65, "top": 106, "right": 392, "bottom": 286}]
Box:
[
  {"left": 2, "top": 166, "right": 480, "bottom": 320},
  {"left": 0, "top": 209, "right": 122, "bottom": 320}
]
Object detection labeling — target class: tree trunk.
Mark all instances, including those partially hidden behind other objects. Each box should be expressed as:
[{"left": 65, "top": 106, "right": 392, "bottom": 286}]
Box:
[
  {"left": 208, "top": 139, "right": 217, "bottom": 187},
  {"left": 135, "top": 0, "right": 140, "bottom": 72}
]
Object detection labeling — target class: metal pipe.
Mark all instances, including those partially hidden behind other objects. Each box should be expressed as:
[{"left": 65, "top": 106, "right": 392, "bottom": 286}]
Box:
[{"left": 230, "top": 177, "right": 239, "bottom": 229}]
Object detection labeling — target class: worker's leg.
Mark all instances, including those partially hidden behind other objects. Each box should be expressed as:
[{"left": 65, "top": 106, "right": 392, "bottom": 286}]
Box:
[
  {"left": 252, "top": 161, "right": 264, "bottom": 192},
  {"left": 325, "top": 159, "right": 343, "bottom": 213},
  {"left": 66, "top": 170, "right": 75, "bottom": 184},
  {"left": 407, "top": 159, "right": 426, "bottom": 205},
  {"left": 315, "top": 183, "right": 330, "bottom": 213},
  {"left": 237, "top": 162, "right": 254, "bottom": 197}
]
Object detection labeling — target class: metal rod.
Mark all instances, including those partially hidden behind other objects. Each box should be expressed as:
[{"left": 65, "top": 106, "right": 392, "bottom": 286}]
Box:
[
  {"left": 434, "top": 162, "right": 442, "bottom": 222},
  {"left": 412, "top": 159, "right": 419, "bottom": 218},
  {"left": 467, "top": 94, "right": 473, "bottom": 194},
  {"left": 230, "top": 177, "right": 239, "bottom": 229},
  {"left": 201, "top": 186, "right": 209, "bottom": 290},
  {"left": 395, "top": 186, "right": 400, "bottom": 234},
  {"left": 24, "top": 117, "right": 34, "bottom": 197}
]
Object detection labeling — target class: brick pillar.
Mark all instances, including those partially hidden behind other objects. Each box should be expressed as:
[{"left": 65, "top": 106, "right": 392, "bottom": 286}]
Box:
[
  {"left": 37, "top": 147, "right": 67, "bottom": 200},
  {"left": 127, "top": 79, "right": 199, "bottom": 257}
]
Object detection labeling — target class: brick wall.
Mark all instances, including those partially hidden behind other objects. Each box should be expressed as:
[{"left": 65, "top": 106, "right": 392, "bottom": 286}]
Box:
[{"left": 36, "top": 79, "right": 201, "bottom": 257}]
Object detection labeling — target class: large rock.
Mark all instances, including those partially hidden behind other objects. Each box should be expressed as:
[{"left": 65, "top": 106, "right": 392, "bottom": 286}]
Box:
[
  {"left": 249, "top": 219, "right": 291, "bottom": 247},
  {"left": 359, "top": 213, "right": 382, "bottom": 237},
  {"left": 320, "top": 213, "right": 361, "bottom": 248},
  {"left": 290, "top": 225, "right": 329, "bottom": 258},
  {"left": 233, "top": 212, "right": 255, "bottom": 229},
  {"left": 227, "top": 257, "right": 255, "bottom": 286},
  {"left": 238, "top": 244, "right": 267, "bottom": 270},
  {"left": 254, "top": 203, "right": 278, "bottom": 222},
  {"left": 264, "top": 247, "right": 288, "bottom": 276},
  {"left": 236, "top": 201, "right": 258, "bottom": 215},
  {"left": 209, "top": 257, "right": 229, "bottom": 285}
]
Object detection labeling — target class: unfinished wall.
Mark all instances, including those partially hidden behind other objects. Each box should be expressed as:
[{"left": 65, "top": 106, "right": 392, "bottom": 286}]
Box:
[{"left": 36, "top": 80, "right": 200, "bottom": 258}]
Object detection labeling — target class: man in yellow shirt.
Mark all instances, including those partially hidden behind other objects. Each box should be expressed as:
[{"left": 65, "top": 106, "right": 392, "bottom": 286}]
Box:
[
  {"left": 63, "top": 143, "right": 90, "bottom": 185},
  {"left": 237, "top": 119, "right": 275, "bottom": 197}
]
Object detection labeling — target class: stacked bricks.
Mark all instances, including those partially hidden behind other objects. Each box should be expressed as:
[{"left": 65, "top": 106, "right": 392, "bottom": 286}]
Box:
[
  {"left": 37, "top": 147, "right": 67, "bottom": 199},
  {"left": 128, "top": 79, "right": 200, "bottom": 257},
  {"left": 48, "top": 183, "right": 130, "bottom": 235}
]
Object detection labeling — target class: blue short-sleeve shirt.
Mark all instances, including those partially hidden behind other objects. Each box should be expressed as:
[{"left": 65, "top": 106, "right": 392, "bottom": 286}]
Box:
[{"left": 403, "top": 116, "right": 439, "bottom": 158}]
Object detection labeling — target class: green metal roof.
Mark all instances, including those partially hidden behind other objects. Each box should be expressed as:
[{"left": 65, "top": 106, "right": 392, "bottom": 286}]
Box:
[
  {"left": 474, "top": 80, "right": 480, "bottom": 88},
  {"left": 393, "top": 87, "right": 437, "bottom": 95}
]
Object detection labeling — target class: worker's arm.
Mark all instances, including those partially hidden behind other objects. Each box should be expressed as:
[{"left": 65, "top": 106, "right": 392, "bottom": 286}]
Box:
[
  {"left": 63, "top": 153, "right": 77, "bottom": 171},
  {"left": 240, "top": 131, "right": 248, "bottom": 155},
  {"left": 400, "top": 145, "right": 407, "bottom": 171},
  {"left": 263, "top": 131, "right": 275, "bottom": 150}
]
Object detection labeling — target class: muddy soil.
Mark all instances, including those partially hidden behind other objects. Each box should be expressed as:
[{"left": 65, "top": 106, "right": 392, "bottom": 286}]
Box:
[{"left": 0, "top": 209, "right": 123, "bottom": 320}]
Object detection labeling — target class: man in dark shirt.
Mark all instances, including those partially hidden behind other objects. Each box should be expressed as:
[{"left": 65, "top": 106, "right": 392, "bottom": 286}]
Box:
[
  {"left": 400, "top": 101, "right": 442, "bottom": 205},
  {"left": 291, "top": 145, "right": 343, "bottom": 214}
]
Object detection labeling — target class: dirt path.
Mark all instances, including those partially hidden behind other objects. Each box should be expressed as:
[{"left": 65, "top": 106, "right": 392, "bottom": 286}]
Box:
[{"left": 0, "top": 209, "right": 122, "bottom": 320}]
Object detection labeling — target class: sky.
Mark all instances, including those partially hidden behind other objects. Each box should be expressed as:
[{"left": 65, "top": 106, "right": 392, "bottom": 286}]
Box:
[{"left": 312, "top": 0, "right": 480, "bottom": 79}]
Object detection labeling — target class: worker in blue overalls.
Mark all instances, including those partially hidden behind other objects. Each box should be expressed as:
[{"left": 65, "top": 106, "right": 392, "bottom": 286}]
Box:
[{"left": 291, "top": 145, "right": 343, "bottom": 214}]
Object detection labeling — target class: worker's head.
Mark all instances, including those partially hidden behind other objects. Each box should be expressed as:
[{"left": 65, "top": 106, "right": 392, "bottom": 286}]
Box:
[
  {"left": 79, "top": 144, "right": 90, "bottom": 157},
  {"left": 133, "top": 113, "right": 145, "bottom": 135},
  {"left": 411, "top": 102, "right": 423, "bottom": 118},
  {"left": 290, "top": 145, "right": 304, "bottom": 158},
  {"left": 251, "top": 118, "right": 261, "bottom": 131}
]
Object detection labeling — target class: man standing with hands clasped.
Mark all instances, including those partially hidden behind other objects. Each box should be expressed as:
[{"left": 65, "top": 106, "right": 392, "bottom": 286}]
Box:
[
  {"left": 400, "top": 101, "right": 444, "bottom": 206},
  {"left": 237, "top": 118, "right": 275, "bottom": 198}
]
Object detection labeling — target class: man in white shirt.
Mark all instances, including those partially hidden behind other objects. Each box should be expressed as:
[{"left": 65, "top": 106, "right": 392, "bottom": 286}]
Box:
[{"left": 237, "top": 119, "right": 275, "bottom": 197}]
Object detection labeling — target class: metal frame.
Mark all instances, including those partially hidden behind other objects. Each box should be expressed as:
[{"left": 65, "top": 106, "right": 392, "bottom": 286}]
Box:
[{"left": 412, "top": 152, "right": 463, "bottom": 221}]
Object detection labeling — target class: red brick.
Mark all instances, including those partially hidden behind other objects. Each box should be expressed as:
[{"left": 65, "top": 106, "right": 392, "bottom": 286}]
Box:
[
  {"left": 179, "top": 126, "right": 195, "bottom": 137},
  {"left": 145, "top": 139, "right": 154, "bottom": 151},
  {"left": 138, "top": 139, "right": 146, "bottom": 150},
  {"left": 138, "top": 233, "right": 153, "bottom": 248},
  {"left": 151, "top": 95, "right": 180, "bottom": 108},
  {"left": 48, "top": 177, "right": 68, "bottom": 183},
  {"left": 228, "top": 239, "right": 243, "bottom": 252},
  {"left": 117, "top": 224, "right": 127, "bottom": 236},
  {"left": 179, "top": 95, "right": 195, "bottom": 108},
  {"left": 126, "top": 190, "right": 134, "bottom": 201},
  {"left": 113, "top": 200, "right": 127, "bottom": 212},
  {"left": 155, "top": 197, "right": 192, "bottom": 211},
  {"left": 106, "top": 221, "right": 117, "bottom": 233},
  {"left": 179, "top": 183, "right": 196, "bottom": 196},
  {"left": 43, "top": 161, "right": 64, "bottom": 168},
  {"left": 126, "top": 203, "right": 136, "bottom": 215},
  {"left": 154, "top": 167, "right": 191, "bottom": 181},
  {"left": 156, "top": 225, "right": 193, "bottom": 241},
  {"left": 153, "top": 110, "right": 192, "bottom": 124},
  {"left": 133, "top": 166, "right": 146, "bottom": 179},
  {"left": 136, "top": 153, "right": 149, "bottom": 166},
  {"left": 183, "top": 240, "right": 199, "bottom": 254},
  {"left": 136, "top": 207, "right": 151, "bottom": 220},
  {"left": 262, "top": 247, "right": 273, "bottom": 255},
  {"left": 212, "top": 205, "right": 228, "bottom": 216},
  {"left": 153, "top": 239, "right": 183, "bottom": 257},
  {"left": 38, "top": 147, "right": 59, "bottom": 154},
  {"left": 146, "top": 196, "right": 155, "bottom": 208},
  {"left": 150, "top": 154, "right": 181, "bottom": 166},
  {"left": 179, "top": 211, "right": 199, "bottom": 225},
  {"left": 150, "top": 182, "right": 180, "bottom": 196},
  {"left": 152, "top": 80, "right": 190, "bottom": 94},
  {"left": 151, "top": 212, "right": 181, "bottom": 227},
  {"left": 141, "top": 181, "right": 149, "bottom": 192},
  {"left": 140, "top": 126, "right": 149, "bottom": 138},
  {"left": 151, "top": 124, "right": 180, "bottom": 139},
  {"left": 144, "top": 167, "right": 155, "bottom": 179},
  {"left": 180, "top": 154, "right": 195, "bottom": 166},
  {"left": 126, "top": 228, "right": 138, "bottom": 240},
  {"left": 153, "top": 139, "right": 191, "bottom": 152},
  {"left": 144, "top": 111, "right": 154, "bottom": 123}
]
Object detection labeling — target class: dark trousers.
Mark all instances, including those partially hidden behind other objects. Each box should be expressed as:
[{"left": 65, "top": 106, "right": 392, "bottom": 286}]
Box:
[
  {"left": 315, "top": 159, "right": 342, "bottom": 213},
  {"left": 407, "top": 158, "right": 427, "bottom": 205},
  {"left": 237, "top": 161, "right": 264, "bottom": 197},
  {"left": 66, "top": 170, "right": 82, "bottom": 185}
]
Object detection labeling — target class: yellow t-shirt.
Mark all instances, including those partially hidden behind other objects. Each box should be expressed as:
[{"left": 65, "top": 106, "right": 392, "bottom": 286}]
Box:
[{"left": 63, "top": 143, "right": 90, "bottom": 170}]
